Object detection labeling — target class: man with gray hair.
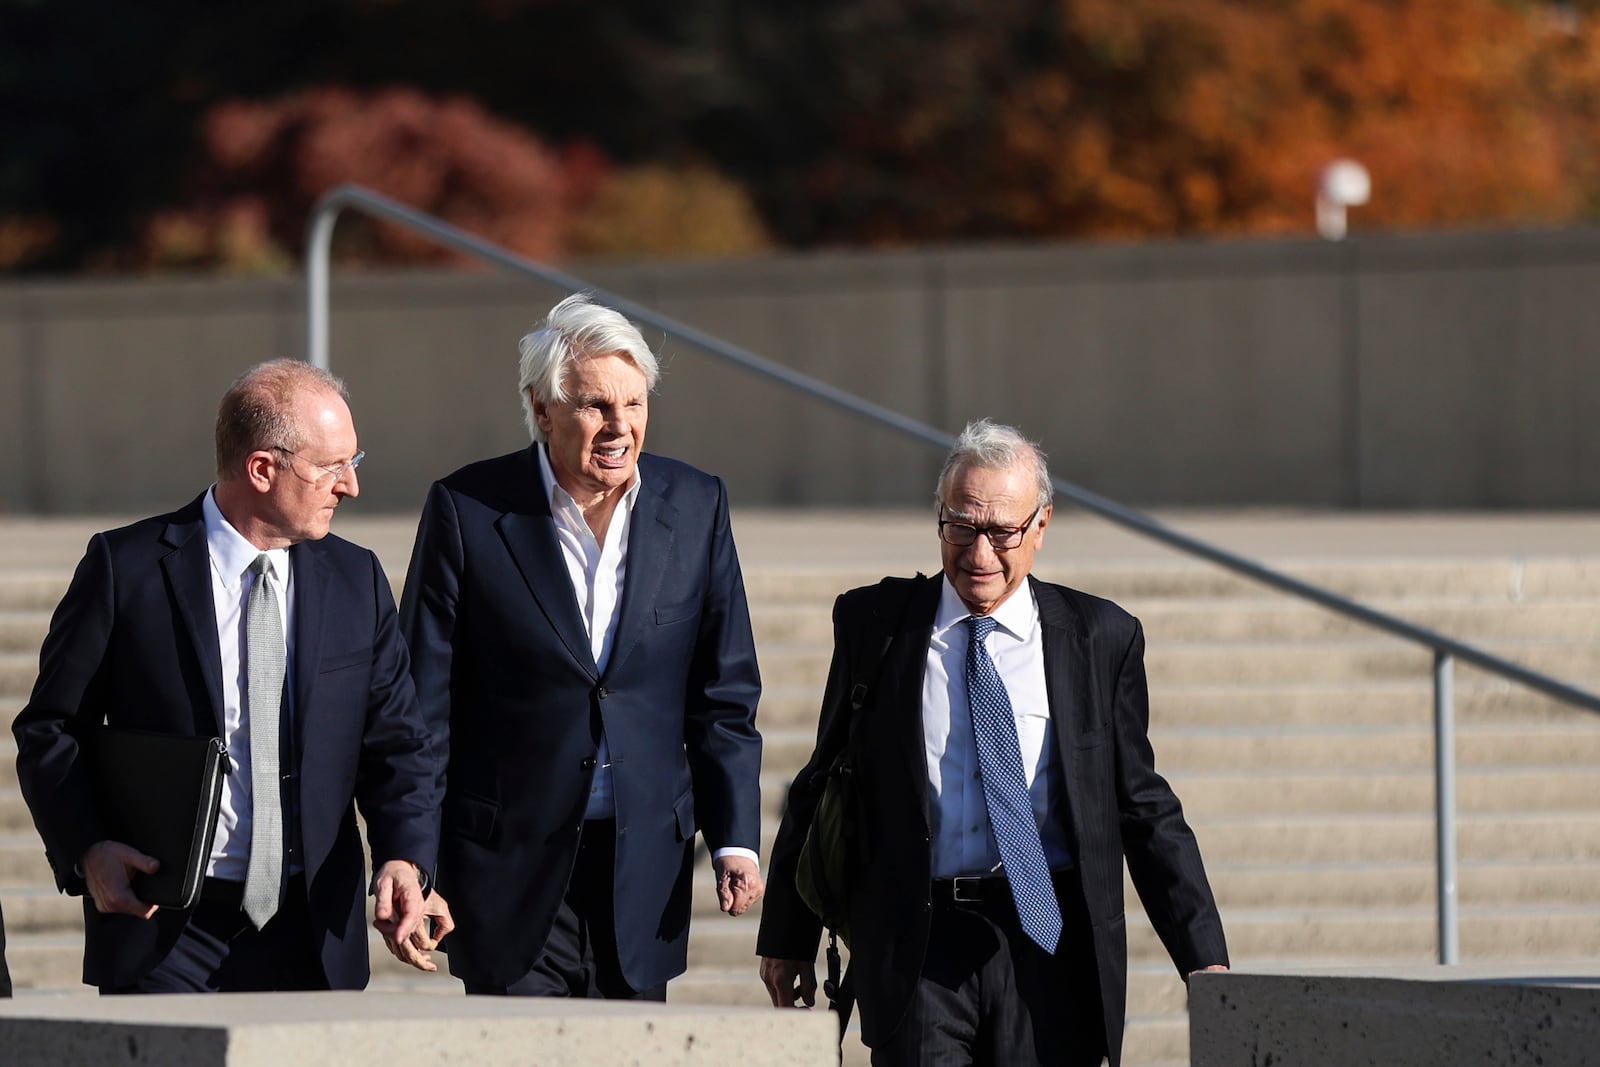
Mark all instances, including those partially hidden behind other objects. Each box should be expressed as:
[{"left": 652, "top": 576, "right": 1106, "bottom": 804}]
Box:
[
  {"left": 757, "top": 419, "right": 1227, "bottom": 1066},
  {"left": 402, "top": 292, "right": 764, "bottom": 999}
]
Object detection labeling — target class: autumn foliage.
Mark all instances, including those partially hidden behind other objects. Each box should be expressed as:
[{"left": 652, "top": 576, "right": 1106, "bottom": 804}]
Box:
[{"left": 4, "top": 0, "right": 1600, "bottom": 271}]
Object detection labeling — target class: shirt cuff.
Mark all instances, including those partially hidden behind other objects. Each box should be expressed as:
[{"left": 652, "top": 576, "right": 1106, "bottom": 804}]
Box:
[{"left": 711, "top": 846, "right": 760, "bottom": 869}]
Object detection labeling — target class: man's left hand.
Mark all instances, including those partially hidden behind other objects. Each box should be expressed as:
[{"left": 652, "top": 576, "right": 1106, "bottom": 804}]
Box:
[
  {"left": 1188, "top": 964, "right": 1230, "bottom": 978},
  {"left": 714, "top": 854, "right": 764, "bottom": 916}
]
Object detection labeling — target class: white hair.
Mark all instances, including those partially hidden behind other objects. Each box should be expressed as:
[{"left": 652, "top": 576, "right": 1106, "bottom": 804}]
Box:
[
  {"left": 935, "top": 418, "right": 1053, "bottom": 511},
  {"left": 516, "top": 293, "right": 661, "bottom": 442}
]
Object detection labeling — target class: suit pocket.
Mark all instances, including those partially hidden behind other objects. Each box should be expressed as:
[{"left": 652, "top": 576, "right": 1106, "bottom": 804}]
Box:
[
  {"left": 672, "top": 788, "right": 696, "bottom": 842},
  {"left": 655, "top": 598, "right": 699, "bottom": 626},
  {"left": 445, "top": 791, "right": 499, "bottom": 846},
  {"left": 318, "top": 647, "right": 372, "bottom": 674}
]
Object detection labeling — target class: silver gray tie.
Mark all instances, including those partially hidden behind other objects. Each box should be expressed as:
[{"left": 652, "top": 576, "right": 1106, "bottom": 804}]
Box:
[{"left": 242, "top": 554, "right": 285, "bottom": 929}]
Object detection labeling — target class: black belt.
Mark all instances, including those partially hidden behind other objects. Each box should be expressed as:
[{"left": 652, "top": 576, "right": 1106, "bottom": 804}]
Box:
[
  {"left": 932, "top": 868, "right": 1074, "bottom": 906},
  {"left": 198, "top": 873, "right": 305, "bottom": 910}
]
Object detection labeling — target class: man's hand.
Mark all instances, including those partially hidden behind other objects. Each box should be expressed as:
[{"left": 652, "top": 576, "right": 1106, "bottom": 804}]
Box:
[
  {"left": 759, "top": 957, "right": 817, "bottom": 1008},
  {"left": 80, "top": 840, "right": 159, "bottom": 919},
  {"left": 369, "top": 860, "right": 429, "bottom": 967},
  {"left": 376, "top": 886, "right": 454, "bottom": 973},
  {"left": 1188, "top": 964, "right": 1230, "bottom": 978},
  {"left": 714, "top": 854, "right": 765, "bottom": 917}
]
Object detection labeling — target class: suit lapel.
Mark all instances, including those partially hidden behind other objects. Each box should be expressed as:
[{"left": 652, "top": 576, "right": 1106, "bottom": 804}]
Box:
[
  {"left": 496, "top": 447, "right": 598, "bottom": 677},
  {"left": 1035, "top": 578, "right": 1096, "bottom": 820},
  {"left": 886, "top": 575, "right": 941, "bottom": 826},
  {"left": 603, "top": 473, "right": 675, "bottom": 680},
  {"left": 289, "top": 539, "right": 328, "bottom": 758},
  {"left": 160, "top": 502, "right": 225, "bottom": 736}
]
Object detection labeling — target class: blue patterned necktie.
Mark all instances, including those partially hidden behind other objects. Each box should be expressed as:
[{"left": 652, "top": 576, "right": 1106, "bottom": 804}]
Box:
[{"left": 966, "top": 614, "right": 1063, "bottom": 954}]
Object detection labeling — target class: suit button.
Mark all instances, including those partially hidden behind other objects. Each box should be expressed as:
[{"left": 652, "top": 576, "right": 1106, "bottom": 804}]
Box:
[
  {"left": 580, "top": 757, "right": 596, "bottom": 771},
  {"left": 596, "top": 686, "right": 609, "bottom": 699}
]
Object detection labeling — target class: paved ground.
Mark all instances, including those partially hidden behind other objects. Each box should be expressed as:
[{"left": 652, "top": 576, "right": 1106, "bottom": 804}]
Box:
[{"left": 5, "top": 508, "right": 1600, "bottom": 576}]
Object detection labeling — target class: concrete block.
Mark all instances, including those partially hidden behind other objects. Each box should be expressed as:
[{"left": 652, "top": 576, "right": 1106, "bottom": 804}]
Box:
[
  {"left": 1190, "top": 963, "right": 1600, "bottom": 1066},
  {"left": 0, "top": 992, "right": 840, "bottom": 1067}
]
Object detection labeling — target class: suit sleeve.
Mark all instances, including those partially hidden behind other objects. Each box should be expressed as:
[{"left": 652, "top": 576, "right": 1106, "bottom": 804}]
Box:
[
  {"left": 682, "top": 476, "right": 764, "bottom": 855},
  {"left": 12, "top": 535, "right": 114, "bottom": 892},
  {"left": 755, "top": 593, "right": 854, "bottom": 961},
  {"left": 353, "top": 549, "right": 441, "bottom": 875},
  {"left": 398, "top": 480, "right": 463, "bottom": 796},
  {"left": 1113, "top": 619, "right": 1229, "bottom": 974}
]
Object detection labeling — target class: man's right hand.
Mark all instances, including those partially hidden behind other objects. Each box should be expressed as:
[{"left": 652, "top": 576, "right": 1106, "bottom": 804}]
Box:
[
  {"left": 80, "top": 841, "right": 159, "bottom": 919},
  {"left": 759, "top": 956, "right": 817, "bottom": 1008}
]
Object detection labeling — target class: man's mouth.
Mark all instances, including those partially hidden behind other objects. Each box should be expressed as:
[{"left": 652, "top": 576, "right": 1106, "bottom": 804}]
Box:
[{"left": 594, "top": 445, "right": 629, "bottom": 468}]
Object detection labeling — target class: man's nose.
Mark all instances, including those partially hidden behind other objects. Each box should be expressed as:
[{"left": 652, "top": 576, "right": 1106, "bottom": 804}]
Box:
[{"left": 336, "top": 464, "right": 360, "bottom": 498}]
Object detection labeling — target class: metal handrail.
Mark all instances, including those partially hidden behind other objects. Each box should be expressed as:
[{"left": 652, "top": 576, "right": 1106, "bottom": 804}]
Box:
[{"left": 306, "top": 182, "right": 1600, "bottom": 965}]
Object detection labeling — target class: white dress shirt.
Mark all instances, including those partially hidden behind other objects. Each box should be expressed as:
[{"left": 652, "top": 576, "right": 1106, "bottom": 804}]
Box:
[
  {"left": 922, "top": 577, "right": 1072, "bottom": 879},
  {"left": 536, "top": 445, "right": 639, "bottom": 821},
  {"left": 536, "top": 447, "right": 757, "bottom": 867},
  {"left": 202, "top": 488, "right": 293, "bottom": 882}
]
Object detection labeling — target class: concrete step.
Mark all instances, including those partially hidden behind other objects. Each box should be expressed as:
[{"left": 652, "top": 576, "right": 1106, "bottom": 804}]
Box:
[
  {"left": 742, "top": 561, "right": 1533, "bottom": 607},
  {"left": 1165, "top": 765, "right": 1600, "bottom": 817},
  {"left": 757, "top": 764, "right": 1600, "bottom": 824},
  {"left": 749, "top": 638, "right": 1600, "bottom": 690},
  {"left": 0, "top": 611, "right": 50, "bottom": 655},
  {"left": 0, "top": 575, "right": 71, "bottom": 614},
  {"left": 755, "top": 722, "right": 1600, "bottom": 781},
  {"left": 1202, "top": 859, "right": 1600, "bottom": 909},
  {"left": 753, "top": 677, "right": 1600, "bottom": 733},
  {"left": 1130, "top": 904, "right": 1600, "bottom": 964},
  {"left": 751, "top": 595, "right": 1600, "bottom": 648},
  {"left": 1199, "top": 810, "right": 1600, "bottom": 865}
]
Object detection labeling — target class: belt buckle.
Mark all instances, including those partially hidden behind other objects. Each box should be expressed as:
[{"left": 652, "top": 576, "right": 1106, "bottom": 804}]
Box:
[{"left": 950, "top": 876, "right": 983, "bottom": 903}]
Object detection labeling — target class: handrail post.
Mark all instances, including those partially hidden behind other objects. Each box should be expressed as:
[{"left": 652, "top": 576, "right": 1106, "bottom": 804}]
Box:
[
  {"left": 1434, "top": 650, "right": 1459, "bottom": 965},
  {"left": 305, "top": 198, "right": 340, "bottom": 370}
]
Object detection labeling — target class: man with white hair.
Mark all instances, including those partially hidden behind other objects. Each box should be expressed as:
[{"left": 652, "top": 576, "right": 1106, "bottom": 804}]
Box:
[
  {"left": 758, "top": 419, "right": 1228, "bottom": 1066},
  {"left": 402, "top": 292, "right": 764, "bottom": 999}
]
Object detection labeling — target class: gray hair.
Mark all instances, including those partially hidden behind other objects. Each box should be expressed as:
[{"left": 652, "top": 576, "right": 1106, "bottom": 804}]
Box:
[
  {"left": 517, "top": 292, "right": 661, "bottom": 442},
  {"left": 934, "top": 418, "right": 1053, "bottom": 511},
  {"left": 215, "top": 359, "right": 349, "bottom": 480}
]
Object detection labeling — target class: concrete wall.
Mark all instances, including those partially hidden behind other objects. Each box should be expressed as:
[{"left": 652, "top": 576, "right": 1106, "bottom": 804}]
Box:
[
  {"left": 5, "top": 226, "right": 1600, "bottom": 514},
  {"left": 1189, "top": 965, "right": 1600, "bottom": 1066}
]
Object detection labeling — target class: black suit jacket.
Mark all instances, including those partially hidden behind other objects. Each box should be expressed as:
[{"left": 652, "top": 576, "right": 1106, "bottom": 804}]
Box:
[
  {"left": 400, "top": 446, "right": 763, "bottom": 990},
  {"left": 12, "top": 495, "right": 440, "bottom": 990},
  {"left": 757, "top": 574, "right": 1228, "bottom": 1065}
]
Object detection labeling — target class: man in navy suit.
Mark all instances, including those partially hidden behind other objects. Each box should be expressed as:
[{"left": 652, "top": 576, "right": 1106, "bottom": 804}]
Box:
[
  {"left": 401, "top": 292, "right": 764, "bottom": 999},
  {"left": 14, "top": 360, "right": 442, "bottom": 993},
  {"left": 758, "top": 420, "right": 1227, "bottom": 1066}
]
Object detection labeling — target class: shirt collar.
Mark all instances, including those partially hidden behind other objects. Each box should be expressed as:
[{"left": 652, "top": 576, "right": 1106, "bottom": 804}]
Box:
[
  {"left": 202, "top": 486, "right": 290, "bottom": 586},
  {"left": 934, "top": 573, "right": 1038, "bottom": 640},
  {"left": 535, "top": 442, "right": 644, "bottom": 522}
]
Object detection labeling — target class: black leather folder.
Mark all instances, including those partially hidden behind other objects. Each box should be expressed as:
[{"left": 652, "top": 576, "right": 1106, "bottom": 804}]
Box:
[{"left": 88, "top": 728, "right": 228, "bottom": 909}]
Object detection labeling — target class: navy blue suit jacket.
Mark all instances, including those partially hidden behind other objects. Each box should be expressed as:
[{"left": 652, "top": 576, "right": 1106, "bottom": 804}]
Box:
[
  {"left": 400, "top": 446, "right": 763, "bottom": 990},
  {"left": 757, "top": 575, "right": 1227, "bottom": 1065},
  {"left": 12, "top": 495, "right": 440, "bottom": 990}
]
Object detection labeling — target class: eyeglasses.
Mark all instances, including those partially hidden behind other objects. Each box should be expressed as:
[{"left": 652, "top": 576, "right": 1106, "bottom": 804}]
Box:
[
  {"left": 937, "top": 504, "right": 1041, "bottom": 550},
  {"left": 274, "top": 446, "right": 364, "bottom": 484}
]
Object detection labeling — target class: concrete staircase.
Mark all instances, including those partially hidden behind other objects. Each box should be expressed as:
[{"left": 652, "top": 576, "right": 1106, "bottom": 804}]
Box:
[{"left": 4, "top": 514, "right": 1600, "bottom": 1067}]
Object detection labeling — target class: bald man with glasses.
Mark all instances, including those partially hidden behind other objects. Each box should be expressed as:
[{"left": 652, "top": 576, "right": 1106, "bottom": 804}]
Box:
[
  {"left": 758, "top": 419, "right": 1228, "bottom": 1067},
  {"left": 14, "top": 359, "right": 442, "bottom": 994}
]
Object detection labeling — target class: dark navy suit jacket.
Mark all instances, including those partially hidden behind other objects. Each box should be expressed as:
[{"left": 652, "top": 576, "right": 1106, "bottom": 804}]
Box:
[
  {"left": 757, "top": 574, "right": 1228, "bottom": 1066},
  {"left": 400, "top": 446, "right": 763, "bottom": 990},
  {"left": 12, "top": 495, "right": 440, "bottom": 990}
]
